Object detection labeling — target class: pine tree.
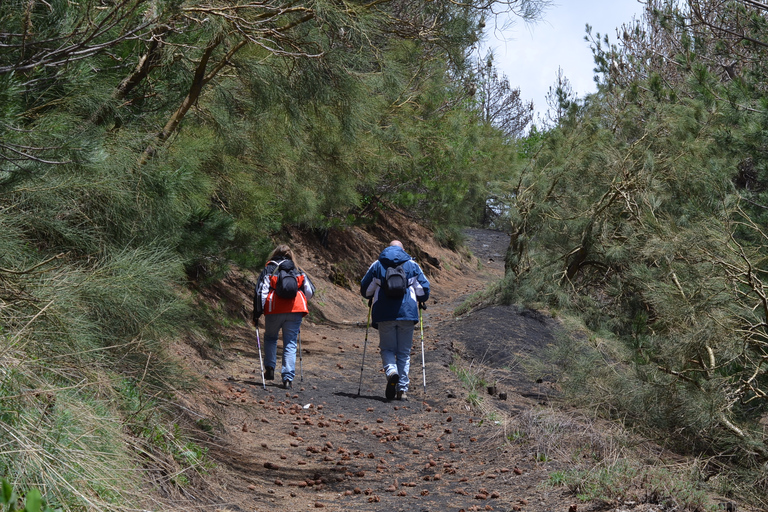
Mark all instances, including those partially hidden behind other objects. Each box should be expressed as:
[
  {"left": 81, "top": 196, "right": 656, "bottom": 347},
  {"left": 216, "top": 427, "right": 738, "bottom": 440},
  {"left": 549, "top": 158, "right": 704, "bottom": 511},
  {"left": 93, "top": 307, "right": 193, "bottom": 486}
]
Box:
[{"left": 499, "top": 0, "right": 768, "bottom": 481}]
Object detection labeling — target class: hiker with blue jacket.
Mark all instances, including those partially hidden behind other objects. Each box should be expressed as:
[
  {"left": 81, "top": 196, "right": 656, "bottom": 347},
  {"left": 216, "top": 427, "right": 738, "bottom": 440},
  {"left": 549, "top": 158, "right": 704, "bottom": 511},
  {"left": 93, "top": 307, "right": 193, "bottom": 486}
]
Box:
[
  {"left": 253, "top": 244, "right": 315, "bottom": 389},
  {"left": 360, "top": 240, "right": 430, "bottom": 401}
]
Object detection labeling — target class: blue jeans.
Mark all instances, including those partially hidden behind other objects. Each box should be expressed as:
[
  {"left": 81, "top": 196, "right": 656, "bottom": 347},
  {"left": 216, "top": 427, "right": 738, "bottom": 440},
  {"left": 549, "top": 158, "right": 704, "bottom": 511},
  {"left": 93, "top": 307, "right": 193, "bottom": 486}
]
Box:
[
  {"left": 378, "top": 320, "right": 414, "bottom": 392},
  {"left": 263, "top": 312, "right": 303, "bottom": 382}
]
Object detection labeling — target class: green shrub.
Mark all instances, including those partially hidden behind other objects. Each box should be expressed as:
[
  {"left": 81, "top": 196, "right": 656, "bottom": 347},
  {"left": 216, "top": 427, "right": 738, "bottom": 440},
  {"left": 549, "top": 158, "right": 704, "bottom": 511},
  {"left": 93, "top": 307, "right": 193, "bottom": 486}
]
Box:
[{"left": 0, "top": 479, "right": 61, "bottom": 512}]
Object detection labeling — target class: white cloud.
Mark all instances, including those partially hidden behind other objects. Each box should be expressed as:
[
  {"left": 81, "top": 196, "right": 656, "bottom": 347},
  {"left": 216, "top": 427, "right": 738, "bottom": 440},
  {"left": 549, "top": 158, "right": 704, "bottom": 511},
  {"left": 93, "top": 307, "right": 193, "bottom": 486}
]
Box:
[{"left": 483, "top": 0, "right": 644, "bottom": 119}]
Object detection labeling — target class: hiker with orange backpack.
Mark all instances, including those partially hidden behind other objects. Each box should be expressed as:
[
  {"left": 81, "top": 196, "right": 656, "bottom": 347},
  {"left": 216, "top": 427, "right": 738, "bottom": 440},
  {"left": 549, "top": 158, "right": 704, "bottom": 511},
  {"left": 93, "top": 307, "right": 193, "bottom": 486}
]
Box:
[
  {"left": 253, "top": 244, "right": 315, "bottom": 389},
  {"left": 360, "top": 240, "right": 430, "bottom": 401}
]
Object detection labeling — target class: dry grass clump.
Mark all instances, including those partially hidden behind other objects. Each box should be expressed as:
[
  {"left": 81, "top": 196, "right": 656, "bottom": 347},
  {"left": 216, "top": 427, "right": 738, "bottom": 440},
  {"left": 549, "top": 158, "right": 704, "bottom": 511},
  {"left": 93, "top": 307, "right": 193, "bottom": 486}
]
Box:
[
  {"left": 0, "top": 240, "right": 199, "bottom": 510},
  {"left": 503, "top": 408, "right": 721, "bottom": 511},
  {"left": 0, "top": 348, "right": 140, "bottom": 511},
  {"left": 505, "top": 407, "right": 628, "bottom": 464}
]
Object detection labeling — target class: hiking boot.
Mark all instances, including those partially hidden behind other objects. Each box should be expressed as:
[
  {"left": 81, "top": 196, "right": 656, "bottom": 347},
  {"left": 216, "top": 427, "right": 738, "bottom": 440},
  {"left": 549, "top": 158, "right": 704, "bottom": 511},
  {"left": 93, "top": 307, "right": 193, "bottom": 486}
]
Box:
[
  {"left": 396, "top": 391, "right": 407, "bottom": 401},
  {"left": 385, "top": 373, "right": 399, "bottom": 401},
  {"left": 264, "top": 367, "right": 275, "bottom": 380},
  {"left": 283, "top": 379, "right": 292, "bottom": 389}
]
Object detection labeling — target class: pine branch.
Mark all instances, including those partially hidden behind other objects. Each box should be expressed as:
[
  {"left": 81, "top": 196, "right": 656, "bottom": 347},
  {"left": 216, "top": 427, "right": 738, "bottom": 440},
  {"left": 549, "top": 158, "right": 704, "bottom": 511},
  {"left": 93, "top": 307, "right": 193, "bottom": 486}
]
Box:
[
  {"left": 0, "top": 141, "right": 72, "bottom": 166},
  {"left": 139, "top": 35, "right": 225, "bottom": 165},
  {"left": 0, "top": 0, "right": 154, "bottom": 75},
  {"left": 0, "top": 253, "right": 67, "bottom": 276}
]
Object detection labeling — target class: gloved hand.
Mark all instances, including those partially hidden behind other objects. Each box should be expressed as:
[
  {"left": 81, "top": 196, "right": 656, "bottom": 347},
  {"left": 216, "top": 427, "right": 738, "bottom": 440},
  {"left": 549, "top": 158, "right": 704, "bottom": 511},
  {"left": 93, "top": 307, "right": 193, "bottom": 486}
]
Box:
[
  {"left": 418, "top": 301, "right": 427, "bottom": 310},
  {"left": 253, "top": 315, "right": 261, "bottom": 327}
]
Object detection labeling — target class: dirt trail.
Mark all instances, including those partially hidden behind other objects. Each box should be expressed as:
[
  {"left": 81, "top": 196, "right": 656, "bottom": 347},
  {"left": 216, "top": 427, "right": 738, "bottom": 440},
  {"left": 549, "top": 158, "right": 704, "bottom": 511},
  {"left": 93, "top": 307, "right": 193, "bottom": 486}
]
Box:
[{"left": 168, "top": 219, "right": 573, "bottom": 512}]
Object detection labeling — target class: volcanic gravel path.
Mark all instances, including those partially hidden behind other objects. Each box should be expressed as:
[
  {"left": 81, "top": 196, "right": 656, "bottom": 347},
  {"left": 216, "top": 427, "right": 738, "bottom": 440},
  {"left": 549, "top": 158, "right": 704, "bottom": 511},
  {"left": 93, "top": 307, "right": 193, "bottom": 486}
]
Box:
[{"left": 167, "top": 228, "right": 573, "bottom": 512}]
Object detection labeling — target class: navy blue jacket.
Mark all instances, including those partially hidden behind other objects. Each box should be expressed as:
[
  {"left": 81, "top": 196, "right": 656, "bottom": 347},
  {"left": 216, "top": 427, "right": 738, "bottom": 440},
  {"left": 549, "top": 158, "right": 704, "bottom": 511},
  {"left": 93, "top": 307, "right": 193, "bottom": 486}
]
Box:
[{"left": 360, "top": 246, "right": 430, "bottom": 328}]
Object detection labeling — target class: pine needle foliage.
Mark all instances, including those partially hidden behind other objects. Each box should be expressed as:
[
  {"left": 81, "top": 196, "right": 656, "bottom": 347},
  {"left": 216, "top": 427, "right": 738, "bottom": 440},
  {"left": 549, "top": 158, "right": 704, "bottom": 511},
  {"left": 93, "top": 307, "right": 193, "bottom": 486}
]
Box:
[
  {"left": 1, "top": 0, "right": 550, "bottom": 507},
  {"left": 496, "top": 0, "right": 768, "bottom": 495}
]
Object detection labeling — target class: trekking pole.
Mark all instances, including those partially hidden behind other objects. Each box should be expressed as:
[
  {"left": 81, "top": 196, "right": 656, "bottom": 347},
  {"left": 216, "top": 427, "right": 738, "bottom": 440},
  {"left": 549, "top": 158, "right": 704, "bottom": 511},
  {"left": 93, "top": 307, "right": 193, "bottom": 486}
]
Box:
[
  {"left": 357, "top": 302, "right": 372, "bottom": 396},
  {"left": 243, "top": 309, "right": 267, "bottom": 390},
  {"left": 255, "top": 323, "right": 267, "bottom": 390},
  {"left": 297, "top": 329, "right": 304, "bottom": 382},
  {"left": 419, "top": 302, "right": 427, "bottom": 395}
]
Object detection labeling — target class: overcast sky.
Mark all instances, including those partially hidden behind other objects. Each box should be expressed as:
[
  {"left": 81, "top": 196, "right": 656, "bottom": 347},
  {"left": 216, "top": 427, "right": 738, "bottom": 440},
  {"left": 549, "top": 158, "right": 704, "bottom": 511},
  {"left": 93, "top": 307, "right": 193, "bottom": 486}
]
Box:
[{"left": 482, "top": 0, "right": 645, "bottom": 121}]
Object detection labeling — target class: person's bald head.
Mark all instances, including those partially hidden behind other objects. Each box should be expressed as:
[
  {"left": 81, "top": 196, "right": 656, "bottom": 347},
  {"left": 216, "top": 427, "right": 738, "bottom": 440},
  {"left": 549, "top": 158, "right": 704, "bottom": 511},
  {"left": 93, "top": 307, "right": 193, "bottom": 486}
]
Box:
[{"left": 389, "top": 240, "right": 403, "bottom": 249}]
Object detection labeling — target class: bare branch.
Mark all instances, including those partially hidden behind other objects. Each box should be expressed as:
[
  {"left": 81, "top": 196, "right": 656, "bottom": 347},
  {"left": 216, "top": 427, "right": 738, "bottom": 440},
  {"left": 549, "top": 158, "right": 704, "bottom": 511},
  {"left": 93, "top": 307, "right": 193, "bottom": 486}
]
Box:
[
  {"left": 0, "top": 0, "right": 156, "bottom": 75},
  {"left": 0, "top": 141, "right": 72, "bottom": 166}
]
